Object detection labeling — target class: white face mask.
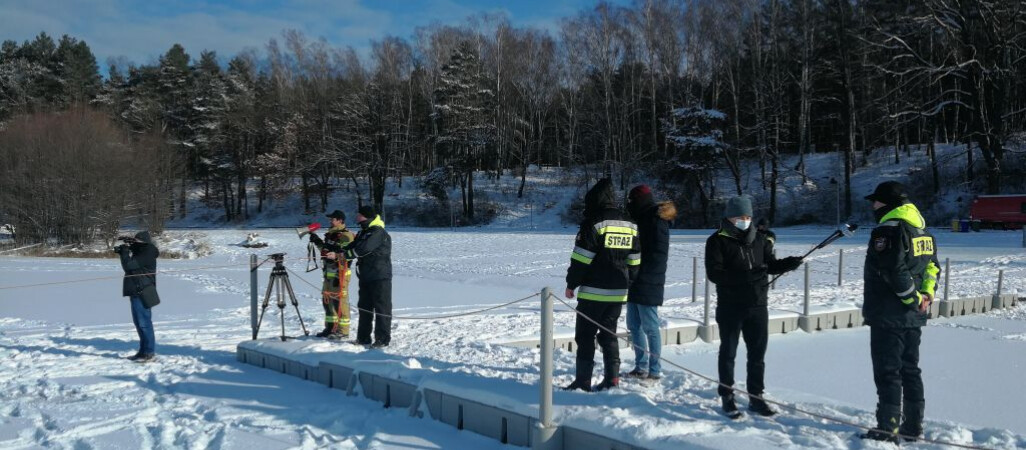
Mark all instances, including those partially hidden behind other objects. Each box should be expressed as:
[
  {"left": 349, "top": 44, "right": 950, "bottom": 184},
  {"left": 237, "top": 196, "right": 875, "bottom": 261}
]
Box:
[{"left": 734, "top": 219, "right": 751, "bottom": 231}]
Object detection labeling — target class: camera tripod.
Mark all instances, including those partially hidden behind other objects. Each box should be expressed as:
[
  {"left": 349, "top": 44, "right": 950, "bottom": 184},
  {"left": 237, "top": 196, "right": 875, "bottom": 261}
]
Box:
[{"left": 254, "top": 253, "right": 310, "bottom": 341}]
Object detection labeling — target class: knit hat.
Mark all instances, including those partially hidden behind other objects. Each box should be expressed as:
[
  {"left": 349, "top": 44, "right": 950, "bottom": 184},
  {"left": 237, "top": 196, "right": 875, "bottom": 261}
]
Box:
[
  {"left": 628, "top": 184, "right": 654, "bottom": 206},
  {"left": 865, "top": 181, "right": 908, "bottom": 206},
  {"left": 724, "top": 195, "right": 753, "bottom": 218}
]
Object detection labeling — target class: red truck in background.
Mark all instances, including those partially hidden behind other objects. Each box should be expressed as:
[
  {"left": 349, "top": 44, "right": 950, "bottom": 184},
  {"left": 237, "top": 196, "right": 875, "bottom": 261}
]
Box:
[{"left": 970, "top": 195, "right": 1026, "bottom": 229}]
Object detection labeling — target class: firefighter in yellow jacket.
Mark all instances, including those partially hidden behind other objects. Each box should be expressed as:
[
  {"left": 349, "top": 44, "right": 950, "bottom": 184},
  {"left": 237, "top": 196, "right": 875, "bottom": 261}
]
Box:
[{"left": 309, "top": 210, "right": 356, "bottom": 340}]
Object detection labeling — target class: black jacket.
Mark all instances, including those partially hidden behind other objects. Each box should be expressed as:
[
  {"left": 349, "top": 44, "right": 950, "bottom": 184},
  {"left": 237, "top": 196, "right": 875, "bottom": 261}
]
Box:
[
  {"left": 566, "top": 179, "right": 641, "bottom": 302},
  {"left": 863, "top": 203, "right": 940, "bottom": 328},
  {"left": 705, "top": 220, "right": 790, "bottom": 309},
  {"left": 119, "top": 231, "right": 159, "bottom": 297},
  {"left": 344, "top": 216, "right": 392, "bottom": 282},
  {"left": 627, "top": 200, "right": 676, "bottom": 306}
]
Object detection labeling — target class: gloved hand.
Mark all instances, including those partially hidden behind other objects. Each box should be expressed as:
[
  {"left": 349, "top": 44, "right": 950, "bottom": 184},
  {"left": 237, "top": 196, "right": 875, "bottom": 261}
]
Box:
[
  {"left": 309, "top": 233, "right": 323, "bottom": 245},
  {"left": 780, "top": 256, "right": 803, "bottom": 272},
  {"left": 114, "top": 244, "right": 129, "bottom": 254},
  {"left": 918, "top": 292, "right": 933, "bottom": 313}
]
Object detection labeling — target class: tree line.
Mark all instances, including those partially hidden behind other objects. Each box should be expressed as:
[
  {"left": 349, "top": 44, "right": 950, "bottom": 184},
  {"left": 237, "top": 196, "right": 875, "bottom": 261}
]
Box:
[{"left": 1, "top": 0, "right": 1024, "bottom": 238}]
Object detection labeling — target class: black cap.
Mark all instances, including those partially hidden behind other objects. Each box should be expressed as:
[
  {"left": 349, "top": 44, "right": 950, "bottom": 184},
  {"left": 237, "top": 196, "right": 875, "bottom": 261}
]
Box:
[
  {"left": 326, "top": 210, "right": 346, "bottom": 220},
  {"left": 865, "top": 181, "right": 908, "bottom": 206},
  {"left": 357, "top": 205, "right": 376, "bottom": 221}
]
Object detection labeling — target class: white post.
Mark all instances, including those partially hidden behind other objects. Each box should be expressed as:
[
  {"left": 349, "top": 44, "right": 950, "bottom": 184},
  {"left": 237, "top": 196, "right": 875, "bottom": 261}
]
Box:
[
  {"left": 534, "top": 287, "right": 560, "bottom": 450},
  {"left": 704, "top": 277, "right": 711, "bottom": 326},
  {"left": 804, "top": 263, "right": 810, "bottom": 316},
  {"left": 692, "top": 256, "right": 698, "bottom": 303},
  {"left": 997, "top": 270, "right": 1004, "bottom": 296},
  {"left": 943, "top": 258, "right": 951, "bottom": 302},
  {"left": 837, "top": 249, "right": 844, "bottom": 287},
  {"left": 250, "top": 254, "right": 258, "bottom": 340}
]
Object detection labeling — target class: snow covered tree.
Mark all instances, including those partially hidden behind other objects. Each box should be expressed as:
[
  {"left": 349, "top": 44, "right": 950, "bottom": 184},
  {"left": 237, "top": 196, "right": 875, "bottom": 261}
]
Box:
[{"left": 663, "top": 106, "right": 729, "bottom": 226}]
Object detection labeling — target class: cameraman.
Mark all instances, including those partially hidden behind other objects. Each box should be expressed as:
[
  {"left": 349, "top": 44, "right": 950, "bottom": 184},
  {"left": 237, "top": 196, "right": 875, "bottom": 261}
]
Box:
[{"left": 116, "top": 231, "right": 160, "bottom": 363}]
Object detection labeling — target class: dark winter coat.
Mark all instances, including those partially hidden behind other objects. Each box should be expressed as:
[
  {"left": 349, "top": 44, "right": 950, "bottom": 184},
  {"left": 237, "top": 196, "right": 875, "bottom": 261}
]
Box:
[
  {"left": 344, "top": 216, "right": 392, "bottom": 282},
  {"left": 705, "top": 220, "right": 791, "bottom": 309},
  {"left": 119, "top": 231, "right": 159, "bottom": 297},
  {"left": 566, "top": 179, "right": 641, "bottom": 302},
  {"left": 863, "top": 203, "right": 940, "bottom": 328},
  {"left": 627, "top": 200, "right": 677, "bottom": 306}
]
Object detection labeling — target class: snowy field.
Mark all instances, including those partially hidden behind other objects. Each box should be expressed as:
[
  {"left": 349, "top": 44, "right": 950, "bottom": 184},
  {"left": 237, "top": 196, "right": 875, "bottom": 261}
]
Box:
[{"left": 1, "top": 227, "right": 1024, "bottom": 449}]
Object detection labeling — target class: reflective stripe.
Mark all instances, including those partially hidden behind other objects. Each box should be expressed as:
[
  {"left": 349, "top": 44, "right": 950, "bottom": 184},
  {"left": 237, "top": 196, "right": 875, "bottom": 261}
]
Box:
[
  {"left": 597, "top": 226, "right": 639, "bottom": 236},
  {"left": 571, "top": 252, "right": 593, "bottom": 265},
  {"left": 879, "top": 221, "right": 901, "bottom": 227},
  {"left": 921, "top": 261, "right": 940, "bottom": 295},
  {"left": 573, "top": 246, "right": 596, "bottom": 259},
  {"left": 578, "top": 287, "right": 628, "bottom": 302},
  {"left": 594, "top": 220, "right": 638, "bottom": 237},
  {"left": 627, "top": 253, "right": 641, "bottom": 266},
  {"left": 896, "top": 285, "right": 916, "bottom": 297},
  {"left": 901, "top": 291, "right": 921, "bottom": 305}
]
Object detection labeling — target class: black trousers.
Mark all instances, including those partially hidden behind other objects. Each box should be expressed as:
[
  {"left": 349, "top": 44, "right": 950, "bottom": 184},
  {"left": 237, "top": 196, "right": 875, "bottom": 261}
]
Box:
[
  {"left": 574, "top": 299, "right": 623, "bottom": 379},
  {"left": 356, "top": 279, "right": 392, "bottom": 344},
  {"left": 870, "top": 326, "right": 924, "bottom": 429},
  {"left": 716, "top": 306, "right": 769, "bottom": 397}
]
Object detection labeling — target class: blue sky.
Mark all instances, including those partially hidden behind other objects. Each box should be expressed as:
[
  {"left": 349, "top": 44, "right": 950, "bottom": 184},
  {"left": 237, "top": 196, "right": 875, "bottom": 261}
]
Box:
[{"left": 1, "top": 0, "right": 628, "bottom": 70}]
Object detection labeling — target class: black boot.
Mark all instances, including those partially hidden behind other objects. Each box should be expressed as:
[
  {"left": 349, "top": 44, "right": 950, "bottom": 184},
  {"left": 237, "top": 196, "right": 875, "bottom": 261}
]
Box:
[
  {"left": 860, "top": 403, "right": 901, "bottom": 443},
  {"left": 748, "top": 396, "right": 777, "bottom": 417},
  {"left": 563, "top": 360, "right": 593, "bottom": 392},
  {"left": 594, "top": 358, "right": 620, "bottom": 391},
  {"left": 722, "top": 394, "right": 742, "bottom": 419},
  {"left": 899, "top": 401, "right": 925, "bottom": 442},
  {"left": 315, "top": 327, "right": 332, "bottom": 338}
]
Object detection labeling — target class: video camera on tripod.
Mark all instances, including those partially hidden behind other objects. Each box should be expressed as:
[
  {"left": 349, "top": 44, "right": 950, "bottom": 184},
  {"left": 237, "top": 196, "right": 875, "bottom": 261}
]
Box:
[{"left": 253, "top": 252, "right": 311, "bottom": 341}]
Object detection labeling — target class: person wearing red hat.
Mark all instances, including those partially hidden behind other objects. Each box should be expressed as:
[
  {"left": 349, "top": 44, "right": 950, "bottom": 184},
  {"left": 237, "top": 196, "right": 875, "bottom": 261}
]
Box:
[{"left": 624, "top": 185, "right": 676, "bottom": 381}]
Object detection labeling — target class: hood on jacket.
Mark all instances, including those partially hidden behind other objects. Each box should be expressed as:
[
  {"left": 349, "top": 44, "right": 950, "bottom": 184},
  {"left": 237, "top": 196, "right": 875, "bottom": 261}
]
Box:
[
  {"left": 657, "top": 201, "right": 677, "bottom": 221},
  {"left": 583, "top": 178, "right": 616, "bottom": 218},
  {"left": 718, "top": 217, "right": 757, "bottom": 245},
  {"left": 878, "top": 202, "right": 926, "bottom": 229},
  {"left": 133, "top": 231, "right": 153, "bottom": 245}
]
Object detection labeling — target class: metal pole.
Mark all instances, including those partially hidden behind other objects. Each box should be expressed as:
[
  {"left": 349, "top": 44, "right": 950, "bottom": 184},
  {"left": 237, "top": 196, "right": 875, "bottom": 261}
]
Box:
[
  {"left": 692, "top": 256, "right": 698, "bottom": 303},
  {"left": 943, "top": 258, "right": 951, "bottom": 302},
  {"left": 250, "top": 254, "right": 258, "bottom": 340},
  {"left": 997, "top": 270, "right": 1004, "bottom": 296},
  {"left": 704, "top": 277, "right": 711, "bottom": 326},
  {"left": 535, "top": 286, "right": 558, "bottom": 449},
  {"left": 804, "top": 263, "right": 810, "bottom": 316},
  {"left": 837, "top": 249, "right": 844, "bottom": 286}
]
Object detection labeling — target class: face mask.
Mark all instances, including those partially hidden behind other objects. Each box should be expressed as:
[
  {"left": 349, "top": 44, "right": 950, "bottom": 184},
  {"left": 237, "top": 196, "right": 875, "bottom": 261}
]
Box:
[{"left": 734, "top": 219, "right": 751, "bottom": 231}]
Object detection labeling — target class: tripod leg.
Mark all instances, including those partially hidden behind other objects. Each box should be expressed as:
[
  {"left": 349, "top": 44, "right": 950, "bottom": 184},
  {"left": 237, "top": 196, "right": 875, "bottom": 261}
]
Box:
[
  {"left": 278, "top": 278, "right": 287, "bottom": 341},
  {"left": 254, "top": 272, "right": 277, "bottom": 339},
  {"left": 282, "top": 274, "right": 310, "bottom": 336}
]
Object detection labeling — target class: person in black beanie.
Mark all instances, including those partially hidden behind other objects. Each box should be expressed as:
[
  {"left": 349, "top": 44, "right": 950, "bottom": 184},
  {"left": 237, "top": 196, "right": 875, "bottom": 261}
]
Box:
[
  {"left": 343, "top": 205, "right": 393, "bottom": 348},
  {"left": 705, "top": 195, "right": 802, "bottom": 418}
]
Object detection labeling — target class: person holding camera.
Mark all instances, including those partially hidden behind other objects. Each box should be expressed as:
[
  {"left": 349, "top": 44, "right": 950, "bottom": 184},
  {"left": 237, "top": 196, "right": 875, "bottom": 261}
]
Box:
[
  {"left": 308, "top": 210, "right": 356, "bottom": 340},
  {"left": 116, "top": 231, "right": 161, "bottom": 363}
]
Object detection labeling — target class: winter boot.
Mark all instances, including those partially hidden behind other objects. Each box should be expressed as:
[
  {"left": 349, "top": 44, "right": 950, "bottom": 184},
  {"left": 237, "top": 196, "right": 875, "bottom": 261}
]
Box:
[
  {"left": 860, "top": 403, "right": 901, "bottom": 443},
  {"left": 722, "top": 394, "right": 742, "bottom": 419},
  {"left": 626, "top": 368, "right": 648, "bottom": 378},
  {"left": 594, "top": 356, "right": 620, "bottom": 391},
  {"left": 899, "top": 401, "right": 925, "bottom": 442},
  {"left": 315, "top": 327, "right": 333, "bottom": 338},
  {"left": 748, "top": 396, "right": 777, "bottom": 417},
  {"left": 563, "top": 360, "right": 593, "bottom": 392}
]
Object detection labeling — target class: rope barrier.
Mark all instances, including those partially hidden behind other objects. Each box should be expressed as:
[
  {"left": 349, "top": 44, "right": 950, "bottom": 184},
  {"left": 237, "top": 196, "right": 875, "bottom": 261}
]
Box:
[
  {"left": 0, "top": 262, "right": 254, "bottom": 291},
  {"left": 283, "top": 266, "right": 539, "bottom": 320},
  {"left": 548, "top": 293, "right": 993, "bottom": 450}
]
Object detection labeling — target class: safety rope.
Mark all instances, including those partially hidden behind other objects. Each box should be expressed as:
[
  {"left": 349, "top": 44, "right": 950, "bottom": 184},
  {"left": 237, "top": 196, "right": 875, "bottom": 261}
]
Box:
[
  {"left": 284, "top": 266, "right": 539, "bottom": 320},
  {"left": 0, "top": 262, "right": 255, "bottom": 291},
  {"left": 549, "top": 293, "right": 994, "bottom": 450}
]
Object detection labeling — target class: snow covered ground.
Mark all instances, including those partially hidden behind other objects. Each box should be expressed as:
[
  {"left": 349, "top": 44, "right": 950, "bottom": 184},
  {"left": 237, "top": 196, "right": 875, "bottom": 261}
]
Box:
[{"left": 1, "top": 227, "right": 1024, "bottom": 449}]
